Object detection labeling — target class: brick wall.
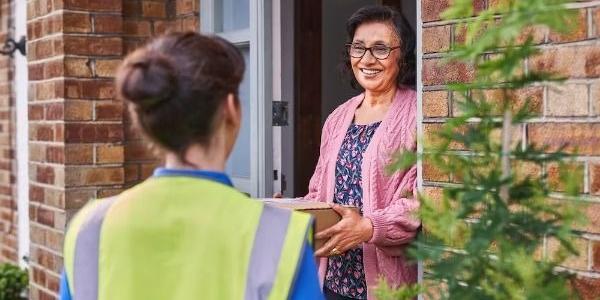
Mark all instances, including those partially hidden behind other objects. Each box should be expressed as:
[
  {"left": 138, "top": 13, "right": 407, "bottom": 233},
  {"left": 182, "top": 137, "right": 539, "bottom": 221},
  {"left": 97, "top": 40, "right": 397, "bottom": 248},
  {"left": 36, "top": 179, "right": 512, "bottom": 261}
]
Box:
[
  {"left": 421, "top": 0, "right": 600, "bottom": 298},
  {"left": 0, "top": 0, "right": 18, "bottom": 265},
  {"left": 25, "top": 0, "right": 199, "bottom": 298},
  {"left": 121, "top": 0, "right": 199, "bottom": 188},
  {"left": 27, "top": 0, "right": 126, "bottom": 298}
]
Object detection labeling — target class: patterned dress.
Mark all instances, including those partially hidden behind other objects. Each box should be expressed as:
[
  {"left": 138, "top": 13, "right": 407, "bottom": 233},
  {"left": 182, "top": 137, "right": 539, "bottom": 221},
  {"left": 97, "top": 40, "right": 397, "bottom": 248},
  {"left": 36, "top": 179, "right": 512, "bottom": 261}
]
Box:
[{"left": 324, "top": 121, "right": 381, "bottom": 299}]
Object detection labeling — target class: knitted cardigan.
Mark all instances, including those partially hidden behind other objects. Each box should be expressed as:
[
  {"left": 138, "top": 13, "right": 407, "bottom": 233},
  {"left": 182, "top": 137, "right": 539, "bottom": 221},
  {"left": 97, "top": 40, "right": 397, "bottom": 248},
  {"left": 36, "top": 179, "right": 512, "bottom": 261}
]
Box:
[{"left": 304, "top": 87, "right": 420, "bottom": 299}]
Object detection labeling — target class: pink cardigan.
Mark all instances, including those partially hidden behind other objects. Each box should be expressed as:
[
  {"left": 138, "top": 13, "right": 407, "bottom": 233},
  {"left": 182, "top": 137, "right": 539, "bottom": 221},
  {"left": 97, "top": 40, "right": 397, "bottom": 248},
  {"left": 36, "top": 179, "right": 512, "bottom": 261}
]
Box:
[{"left": 304, "top": 88, "right": 419, "bottom": 298}]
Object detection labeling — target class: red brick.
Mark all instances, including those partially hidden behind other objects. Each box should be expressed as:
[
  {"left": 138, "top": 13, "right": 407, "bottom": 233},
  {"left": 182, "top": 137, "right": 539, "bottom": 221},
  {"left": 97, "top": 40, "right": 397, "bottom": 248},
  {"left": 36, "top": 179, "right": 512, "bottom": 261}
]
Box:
[
  {"left": 64, "top": 100, "right": 93, "bottom": 121},
  {"left": 64, "top": 36, "right": 122, "bottom": 56},
  {"left": 38, "top": 288, "right": 56, "bottom": 300},
  {"left": 29, "top": 104, "right": 44, "bottom": 120},
  {"left": 32, "top": 80, "right": 64, "bottom": 101},
  {"left": 43, "top": 59, "right": 65, "bottom": 79},
  {"left": 593, "top": 81, "right": 600, "bottom": 116},
  {"left": 546, "top": 162, "right": 584, "bottom": 193},
  {"left": 30, "top": 186, "right": 45, "bottom": 203},
  {"left": 593, "top": 242, "right": 600, "bottom": 271},
  {"left": 28, "top": 63, "right": 44, "bottom": 81},
  {"left": 142, "top": 1, "right": 166, "bottom": 18},
  {"left": 36, "top": 165, "right": 55, "bottom": 185},
  {"left": 65, "top": 189, "right": 95, "bottom": 210},
  {"left": 423, "top": 26, "right": 451, "bottom": 53},
  {"left": 65, "top": 166, "right": 124, "bottom": 186},
  {"left": 95, "top": 101, "right": 123, "bottom": 121},
  {"left": 529, "top": 45, "right": 600, "bottom": 79},
  {"left": 176, "top": 0, "right": 198, "bottom": 15},
  {"left": 65, "top": 79, "right": 115, "bottom": 99},
  {"left": 123, "top": 1, "right": 142, "bottom": 17},
  {"left": 154, "top": 20, "right": 178, "bottom": 35},
  {"left": 423, "top": 91, "right": 448, "bottom": 117},
  {"left": 46, "top": 102, "right": 64, "bottom": 120},
  {"left": 36, "top": 206, "right": 55, "bottom": 227},
  {"left": 46, "top": 146, "right": 64, "bottom": 164},
  {"left": 595, "top": 7, "right": 600, "bottom": 39},
  {"left": 422, "top": 0, "right": 450, "bottom": 23},
  {"left": 548, "top": 9, "right": 588, "bottom": 43},
  {"left": 546, "top": 237, "right": 588, "bottom": 270},
  {"left": 96, "top": 144, "right": 124, "bottom": 164},
  {"left": 546, "top": 84, "right": 588, "bottom": 117},
  {"left": 95, "top": 59, "right": 122, "bottom": 77},
  {"left": 64, "top": 144, "right": 93, "bottom": 164},
  {"left": 572, "top": 277, "right": 600, "bottom": 300},
  {"left": 123, "top": 20, "right": 152, "bottom": 37},
  {"left": 140, "top": 162, "right": 160, "bottom": 179},
  {"left": 515, "top": 25, "right": 548, "bottom": 45},
  {"left": 591, "top": 164, "right": 600, "bottom": 196},
  {"left": 63, "top": 12, "right": 91, "bottom": 33},
  {"left": 64, "top": 0, "right": 121, "bottom": 12},
  {"left": 180, "top": 16, "right": 199, "bottom": 32},
  {"left": 423, "top": 58, "right": 475, "bottom": 86},
  {"left": 30, "top": 124, "right": 55, "bottom": 142},
  {"left": 93, "top": 14, "right": 123, "bottom": 33},
  {"left": 64, "top": 57, "right": 93, "bottom": 78},
  {"left": 98, "top": 188, "right": 124, "bottom": 198},
  {"left": 125, "top": 163, "right": 140, "bottom": 184},
  {"left": 64, "top": 123, "right": 123, "bottom": 143},
  {"left": 125, "top": 141, "right": 158, "bottom": 161},
  {"left": 528, "top": 123, "right": 600, "bottom": 156}
]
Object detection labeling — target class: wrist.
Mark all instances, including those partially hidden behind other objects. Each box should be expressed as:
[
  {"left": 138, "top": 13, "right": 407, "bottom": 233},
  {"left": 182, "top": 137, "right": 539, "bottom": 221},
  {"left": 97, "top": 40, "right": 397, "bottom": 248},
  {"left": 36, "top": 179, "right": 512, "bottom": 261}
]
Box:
[{"left": 360, "top": 217, "right": 374, "bottom": 242}]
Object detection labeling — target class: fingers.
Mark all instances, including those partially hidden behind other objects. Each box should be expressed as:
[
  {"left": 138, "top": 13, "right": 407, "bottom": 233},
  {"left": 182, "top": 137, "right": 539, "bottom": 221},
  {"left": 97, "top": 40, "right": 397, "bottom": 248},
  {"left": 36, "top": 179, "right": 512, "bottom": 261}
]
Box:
[
  {"left": 272, "top": 192, "right": 283, "bottom": 198},
  {"left": 315, "top": 224, "right": 339, "bottom": 240},
  {"left": 314, "top": 235, "right": 341, "bottom": 257},
  {"left": 331, "top": 204, "right": 350, "bottom": 216}
]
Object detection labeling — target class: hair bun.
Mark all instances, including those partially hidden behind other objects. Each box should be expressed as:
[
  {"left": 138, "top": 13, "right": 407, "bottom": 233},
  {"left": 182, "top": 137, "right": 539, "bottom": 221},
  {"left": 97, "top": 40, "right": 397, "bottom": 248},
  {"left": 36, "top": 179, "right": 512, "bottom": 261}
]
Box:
[{"left": 118, "top": 51, "right": 178, "bottom": 111}]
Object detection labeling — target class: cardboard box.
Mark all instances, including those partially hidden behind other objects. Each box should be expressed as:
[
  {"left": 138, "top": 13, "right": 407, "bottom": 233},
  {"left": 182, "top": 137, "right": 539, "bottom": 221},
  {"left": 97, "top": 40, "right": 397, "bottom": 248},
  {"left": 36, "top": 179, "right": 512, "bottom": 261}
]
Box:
[{"left": 260, "top": 199, "right": 356, "bottom": 252}]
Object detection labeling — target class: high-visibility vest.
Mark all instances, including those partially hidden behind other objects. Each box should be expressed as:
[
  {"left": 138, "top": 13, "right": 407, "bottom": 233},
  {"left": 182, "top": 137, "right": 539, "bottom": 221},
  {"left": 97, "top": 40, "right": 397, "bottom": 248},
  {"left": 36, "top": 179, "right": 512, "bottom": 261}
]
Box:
[{"left": 63, "top": 176, "right": 313, "bottom": 300}]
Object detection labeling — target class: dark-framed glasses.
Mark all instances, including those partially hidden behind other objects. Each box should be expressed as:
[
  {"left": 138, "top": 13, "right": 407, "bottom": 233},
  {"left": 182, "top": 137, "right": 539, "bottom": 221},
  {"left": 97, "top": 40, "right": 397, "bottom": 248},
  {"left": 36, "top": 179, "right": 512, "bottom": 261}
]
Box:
[{"left": 345, "top": 43, "right": 400, "bottom": 60}]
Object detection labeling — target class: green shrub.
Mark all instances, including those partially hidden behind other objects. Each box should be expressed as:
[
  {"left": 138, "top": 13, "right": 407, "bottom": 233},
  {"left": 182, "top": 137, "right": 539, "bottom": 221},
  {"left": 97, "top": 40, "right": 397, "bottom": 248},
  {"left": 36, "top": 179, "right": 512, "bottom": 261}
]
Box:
[{"left": 0, "top": 264, "right": 28, "bottom": 300}]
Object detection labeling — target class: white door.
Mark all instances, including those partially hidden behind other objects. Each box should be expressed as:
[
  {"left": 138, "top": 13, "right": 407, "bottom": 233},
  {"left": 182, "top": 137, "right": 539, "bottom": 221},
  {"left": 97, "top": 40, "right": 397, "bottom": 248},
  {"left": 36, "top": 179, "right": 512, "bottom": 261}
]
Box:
[{"left": 200, "top": 0, "right": 273, "bottom": 197}]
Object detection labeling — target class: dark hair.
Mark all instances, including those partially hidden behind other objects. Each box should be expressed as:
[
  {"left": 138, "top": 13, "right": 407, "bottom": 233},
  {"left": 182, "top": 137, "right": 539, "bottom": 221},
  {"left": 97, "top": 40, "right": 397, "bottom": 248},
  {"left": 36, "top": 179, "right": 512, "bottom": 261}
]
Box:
[
  {"left": 342, "top": 5, "right": 416, "bottom": 89},
  {"left": 115, "top": 32, "right": 245, "bottom": 158}
]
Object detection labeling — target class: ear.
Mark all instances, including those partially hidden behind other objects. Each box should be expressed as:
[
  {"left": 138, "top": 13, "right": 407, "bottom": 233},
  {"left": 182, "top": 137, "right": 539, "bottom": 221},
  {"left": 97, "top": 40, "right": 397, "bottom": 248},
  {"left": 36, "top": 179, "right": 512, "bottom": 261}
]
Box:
[{"left": 223, "top": 93, "right": 241, "bottom": 128}]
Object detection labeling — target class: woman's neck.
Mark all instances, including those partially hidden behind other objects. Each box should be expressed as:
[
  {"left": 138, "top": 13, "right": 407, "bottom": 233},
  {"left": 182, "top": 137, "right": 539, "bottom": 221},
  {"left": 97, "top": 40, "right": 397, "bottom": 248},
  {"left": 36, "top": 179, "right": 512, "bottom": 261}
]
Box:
[
  {"left": 363, "top": 87, "right": 396, "bottom": 107},
  {"left": 164, "top": 143, "right": 227, "bottom": 172}
]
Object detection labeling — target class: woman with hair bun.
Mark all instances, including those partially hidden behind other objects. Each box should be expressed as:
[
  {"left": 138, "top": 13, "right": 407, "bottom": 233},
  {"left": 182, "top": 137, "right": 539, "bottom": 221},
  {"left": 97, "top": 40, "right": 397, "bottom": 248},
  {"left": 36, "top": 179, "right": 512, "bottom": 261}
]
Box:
[{"left": 58, "top": 32, "right": 322, "bottom": 300}]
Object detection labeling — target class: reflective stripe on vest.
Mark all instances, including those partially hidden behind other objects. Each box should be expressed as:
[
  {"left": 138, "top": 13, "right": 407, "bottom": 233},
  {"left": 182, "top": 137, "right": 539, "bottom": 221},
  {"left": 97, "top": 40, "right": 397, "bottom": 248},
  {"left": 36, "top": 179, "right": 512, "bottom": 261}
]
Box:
[
  {"left": 66, "top": 192, "right": 311, "bottom": 300},
  {"left": 72, "top": 196, "right": 119, "bottom": 300}
]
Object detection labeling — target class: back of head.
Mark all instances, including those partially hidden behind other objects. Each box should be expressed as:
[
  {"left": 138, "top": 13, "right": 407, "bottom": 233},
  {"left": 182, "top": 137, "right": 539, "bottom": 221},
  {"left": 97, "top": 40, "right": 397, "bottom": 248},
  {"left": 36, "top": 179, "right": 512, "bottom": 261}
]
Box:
[{"left": 115, "top": 32, "right": 245, "bottom": 158}]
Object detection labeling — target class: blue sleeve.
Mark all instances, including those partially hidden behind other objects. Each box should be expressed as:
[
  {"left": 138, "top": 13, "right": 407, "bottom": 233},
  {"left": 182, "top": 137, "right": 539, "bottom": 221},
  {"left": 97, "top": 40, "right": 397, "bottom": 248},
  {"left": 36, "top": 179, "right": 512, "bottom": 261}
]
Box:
[
  {"left": 290, "top": 243, "right": 324, "bottom": 300},
  {"left": 59, "top": 270, "right": 73, "bottom": 300}
]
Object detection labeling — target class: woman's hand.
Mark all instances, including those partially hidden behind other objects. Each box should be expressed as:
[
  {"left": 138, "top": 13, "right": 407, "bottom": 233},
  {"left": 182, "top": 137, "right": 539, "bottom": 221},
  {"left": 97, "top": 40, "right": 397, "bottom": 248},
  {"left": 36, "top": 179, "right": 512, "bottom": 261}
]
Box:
[{"left": 314, "top": 204, "right": 374, "bottom": 257}]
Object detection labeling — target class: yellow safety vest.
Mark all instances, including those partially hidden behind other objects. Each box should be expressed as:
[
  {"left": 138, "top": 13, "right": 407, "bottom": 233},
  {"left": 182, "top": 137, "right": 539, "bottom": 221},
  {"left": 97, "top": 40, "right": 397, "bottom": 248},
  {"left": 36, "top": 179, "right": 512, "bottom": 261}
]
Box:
[{"left": 63, "top": 176, "right": 313, "bottom": 300}]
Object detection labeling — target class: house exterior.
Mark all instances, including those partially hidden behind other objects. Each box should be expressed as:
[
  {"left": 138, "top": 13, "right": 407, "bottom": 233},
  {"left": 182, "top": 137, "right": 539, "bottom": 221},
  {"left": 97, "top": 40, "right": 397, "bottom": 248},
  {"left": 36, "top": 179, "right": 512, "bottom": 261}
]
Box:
[{"left": 0, "top": 0, "right": 596, "bottom": 299}]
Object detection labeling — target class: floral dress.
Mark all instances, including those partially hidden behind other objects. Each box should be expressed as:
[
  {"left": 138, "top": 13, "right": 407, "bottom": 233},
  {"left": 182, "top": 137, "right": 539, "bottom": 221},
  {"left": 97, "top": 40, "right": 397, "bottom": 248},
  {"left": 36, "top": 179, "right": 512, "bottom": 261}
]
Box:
[{"left": 324, "top": 121, "right": 381, "bottom": 299}]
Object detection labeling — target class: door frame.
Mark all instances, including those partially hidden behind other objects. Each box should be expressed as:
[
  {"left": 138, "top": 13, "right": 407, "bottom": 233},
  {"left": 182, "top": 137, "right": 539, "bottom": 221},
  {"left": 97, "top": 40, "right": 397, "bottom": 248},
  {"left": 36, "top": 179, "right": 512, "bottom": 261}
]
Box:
[{"left": 200, "top": 0, "right": 273, "bottom": 197}]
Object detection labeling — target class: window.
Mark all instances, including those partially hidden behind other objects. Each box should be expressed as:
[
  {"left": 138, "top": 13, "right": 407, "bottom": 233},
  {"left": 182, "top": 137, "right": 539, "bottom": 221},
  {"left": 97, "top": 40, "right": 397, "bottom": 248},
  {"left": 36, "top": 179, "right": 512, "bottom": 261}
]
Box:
[{"left": 201, "top": 0, "right": 273, "bottom": 197}]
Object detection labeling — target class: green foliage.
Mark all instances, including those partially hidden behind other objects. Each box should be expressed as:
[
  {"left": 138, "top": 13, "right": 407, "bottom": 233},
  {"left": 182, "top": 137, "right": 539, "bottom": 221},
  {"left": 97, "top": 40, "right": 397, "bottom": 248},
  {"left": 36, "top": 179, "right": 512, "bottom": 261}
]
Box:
[
  {"left": 0, "top": 264, "right": 28, "bottom": 300},
  {"left": 379, "top": 1, "right": 587, "bottom": 299}
]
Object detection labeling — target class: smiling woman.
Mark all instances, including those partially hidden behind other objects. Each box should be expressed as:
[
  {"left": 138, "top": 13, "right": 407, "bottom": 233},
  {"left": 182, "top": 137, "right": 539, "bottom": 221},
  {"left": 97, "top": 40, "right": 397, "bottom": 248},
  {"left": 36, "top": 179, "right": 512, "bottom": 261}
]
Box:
[{"left": 302, "top": 5, "right": 419, "bottom": 300}]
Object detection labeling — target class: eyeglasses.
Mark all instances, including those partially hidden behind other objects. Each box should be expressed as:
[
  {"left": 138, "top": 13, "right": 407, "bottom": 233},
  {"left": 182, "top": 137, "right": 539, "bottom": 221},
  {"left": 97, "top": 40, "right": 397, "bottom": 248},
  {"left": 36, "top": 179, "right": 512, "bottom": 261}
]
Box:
[{"left": 345, "top": 43, "right": 400, "bottom": 60}]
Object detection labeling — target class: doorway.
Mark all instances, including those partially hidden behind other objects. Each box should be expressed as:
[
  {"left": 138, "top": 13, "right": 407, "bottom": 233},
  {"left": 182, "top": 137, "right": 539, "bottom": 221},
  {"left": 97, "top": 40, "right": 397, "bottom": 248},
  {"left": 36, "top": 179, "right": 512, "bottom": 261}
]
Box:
[{"left": 290, "top": 0, "right": 417, "bottom": 197}]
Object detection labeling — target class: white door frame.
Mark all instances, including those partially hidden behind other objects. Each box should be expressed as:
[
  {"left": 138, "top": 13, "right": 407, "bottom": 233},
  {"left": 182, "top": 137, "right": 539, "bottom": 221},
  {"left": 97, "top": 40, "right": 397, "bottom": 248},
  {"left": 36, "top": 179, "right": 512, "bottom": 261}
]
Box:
[
  {"left": 200, "top": 0, "right": 274, "bottom": 197},
  {"left": 15, "top": 0, "right": 30, "bottom": 268}
]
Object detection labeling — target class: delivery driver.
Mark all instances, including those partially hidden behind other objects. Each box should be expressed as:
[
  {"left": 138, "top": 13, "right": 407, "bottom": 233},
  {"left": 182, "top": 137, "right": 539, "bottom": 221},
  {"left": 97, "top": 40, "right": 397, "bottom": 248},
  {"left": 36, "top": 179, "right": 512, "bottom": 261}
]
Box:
[{"left": 59, "top": 32, "right": 323, "bottom": 300}]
